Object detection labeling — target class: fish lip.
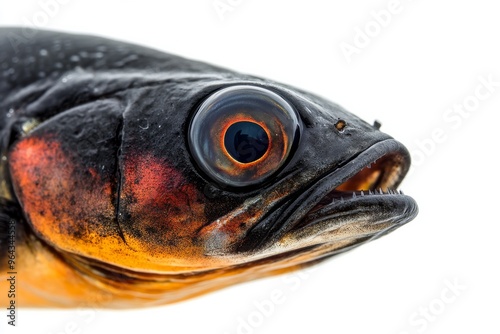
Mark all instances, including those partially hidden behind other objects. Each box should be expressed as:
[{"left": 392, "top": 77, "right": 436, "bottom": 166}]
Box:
[{"left": 237, "top": 139, "right": 418, "bottom": 252}]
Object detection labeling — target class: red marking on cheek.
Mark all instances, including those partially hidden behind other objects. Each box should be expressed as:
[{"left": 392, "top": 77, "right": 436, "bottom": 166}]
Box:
[
  {"left": 8, "top": 137, "right": 119, "bottom": 253},
  {"left": 122, "top": 155, "right": 206, "bottom": 238},
  {"left": 125, "top": 156, "right": 191, "bottom": 208},
  {"left": 9, "top": 138, "right": 72, "bottom": 216}
]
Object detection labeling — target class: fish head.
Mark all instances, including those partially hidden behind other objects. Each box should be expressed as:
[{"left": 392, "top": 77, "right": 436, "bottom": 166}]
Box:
[{"left": 8, "top": 70, "right": 417, "bottom": 305}]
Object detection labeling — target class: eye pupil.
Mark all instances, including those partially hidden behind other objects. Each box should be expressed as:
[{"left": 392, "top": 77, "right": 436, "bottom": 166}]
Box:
[{"left": 224, "top": 121, "right": 270, "bottom": 163}]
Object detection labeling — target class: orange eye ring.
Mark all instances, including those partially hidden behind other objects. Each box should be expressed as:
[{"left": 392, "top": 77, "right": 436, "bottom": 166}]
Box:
[
  {"left": 189, "top": 85, "right": 300, "bottom": 188},
  {"left": 220, "top": 117, "right": 272, "bottom": 167}
]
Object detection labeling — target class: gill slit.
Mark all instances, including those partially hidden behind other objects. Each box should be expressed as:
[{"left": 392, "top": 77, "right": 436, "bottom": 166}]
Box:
[{"left": 114, "top": 111, "right": 129, "bottom": 247}]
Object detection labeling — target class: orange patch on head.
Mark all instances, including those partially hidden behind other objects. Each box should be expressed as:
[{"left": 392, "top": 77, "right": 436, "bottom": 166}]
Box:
[
  {"left": 120, "top": 155, "right": 206, "bottom": 253},
  {"left": 8, "top": 136, "right": 124, "bottom": 262}
]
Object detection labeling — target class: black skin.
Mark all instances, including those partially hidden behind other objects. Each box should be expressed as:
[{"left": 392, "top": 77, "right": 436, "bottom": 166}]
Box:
[{"left": 0, "top": 28, "right": 417, "bottom": 269}]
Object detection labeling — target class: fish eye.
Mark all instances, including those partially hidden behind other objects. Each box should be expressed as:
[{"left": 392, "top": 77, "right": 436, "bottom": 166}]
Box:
[{"left": 189, "top": 85, "right": 300, "bottom": 187}]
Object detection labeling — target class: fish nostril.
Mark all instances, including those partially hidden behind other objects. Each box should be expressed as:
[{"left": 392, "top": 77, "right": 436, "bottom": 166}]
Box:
[{"left": 334, "top": 120, "right": 346, "bottom": 132}]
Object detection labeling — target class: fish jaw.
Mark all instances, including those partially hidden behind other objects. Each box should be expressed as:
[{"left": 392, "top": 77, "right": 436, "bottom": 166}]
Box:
[
  {"left": 274, "top": 138, "right": 418, "bottom": 250},
  {"left": 201, "top": 139, "right": 418, "bottom": 266}
]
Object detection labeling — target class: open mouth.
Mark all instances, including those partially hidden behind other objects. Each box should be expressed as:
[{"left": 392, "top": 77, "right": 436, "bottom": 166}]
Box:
[
  {"left": 305, "top": 143, "right": 409, "bottom": 217},
  {"left": 238, "top": 139, "right": 418, "bottom": 252},
  {"left": 289, "top": 139, "right": 418, "bottom": 237}
]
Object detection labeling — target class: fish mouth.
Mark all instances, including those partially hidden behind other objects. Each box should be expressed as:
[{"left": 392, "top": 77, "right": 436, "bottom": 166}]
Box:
[{"left": 238, "top": 139, "right": 418, "bottom": 253}]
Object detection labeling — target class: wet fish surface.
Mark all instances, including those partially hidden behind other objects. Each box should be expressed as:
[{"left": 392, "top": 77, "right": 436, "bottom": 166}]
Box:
[{"left": 0, "top": 28, "right": 418, "bottom": 308}]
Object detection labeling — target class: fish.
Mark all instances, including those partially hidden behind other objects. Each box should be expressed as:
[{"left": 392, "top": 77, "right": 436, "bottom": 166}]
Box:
[{"left": 0, "top": 28, "right": 418, "bottom": 308}]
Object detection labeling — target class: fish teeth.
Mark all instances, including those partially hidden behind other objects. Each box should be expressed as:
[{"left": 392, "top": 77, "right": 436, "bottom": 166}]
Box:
[{"left": 359, "top": 188, "right": 405, "bottom": 195}]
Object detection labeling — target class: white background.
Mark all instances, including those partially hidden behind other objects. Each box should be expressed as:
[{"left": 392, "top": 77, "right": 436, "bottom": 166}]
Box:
[{"left": 1, "top": 0, "right": 499, "bottom": 333}]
